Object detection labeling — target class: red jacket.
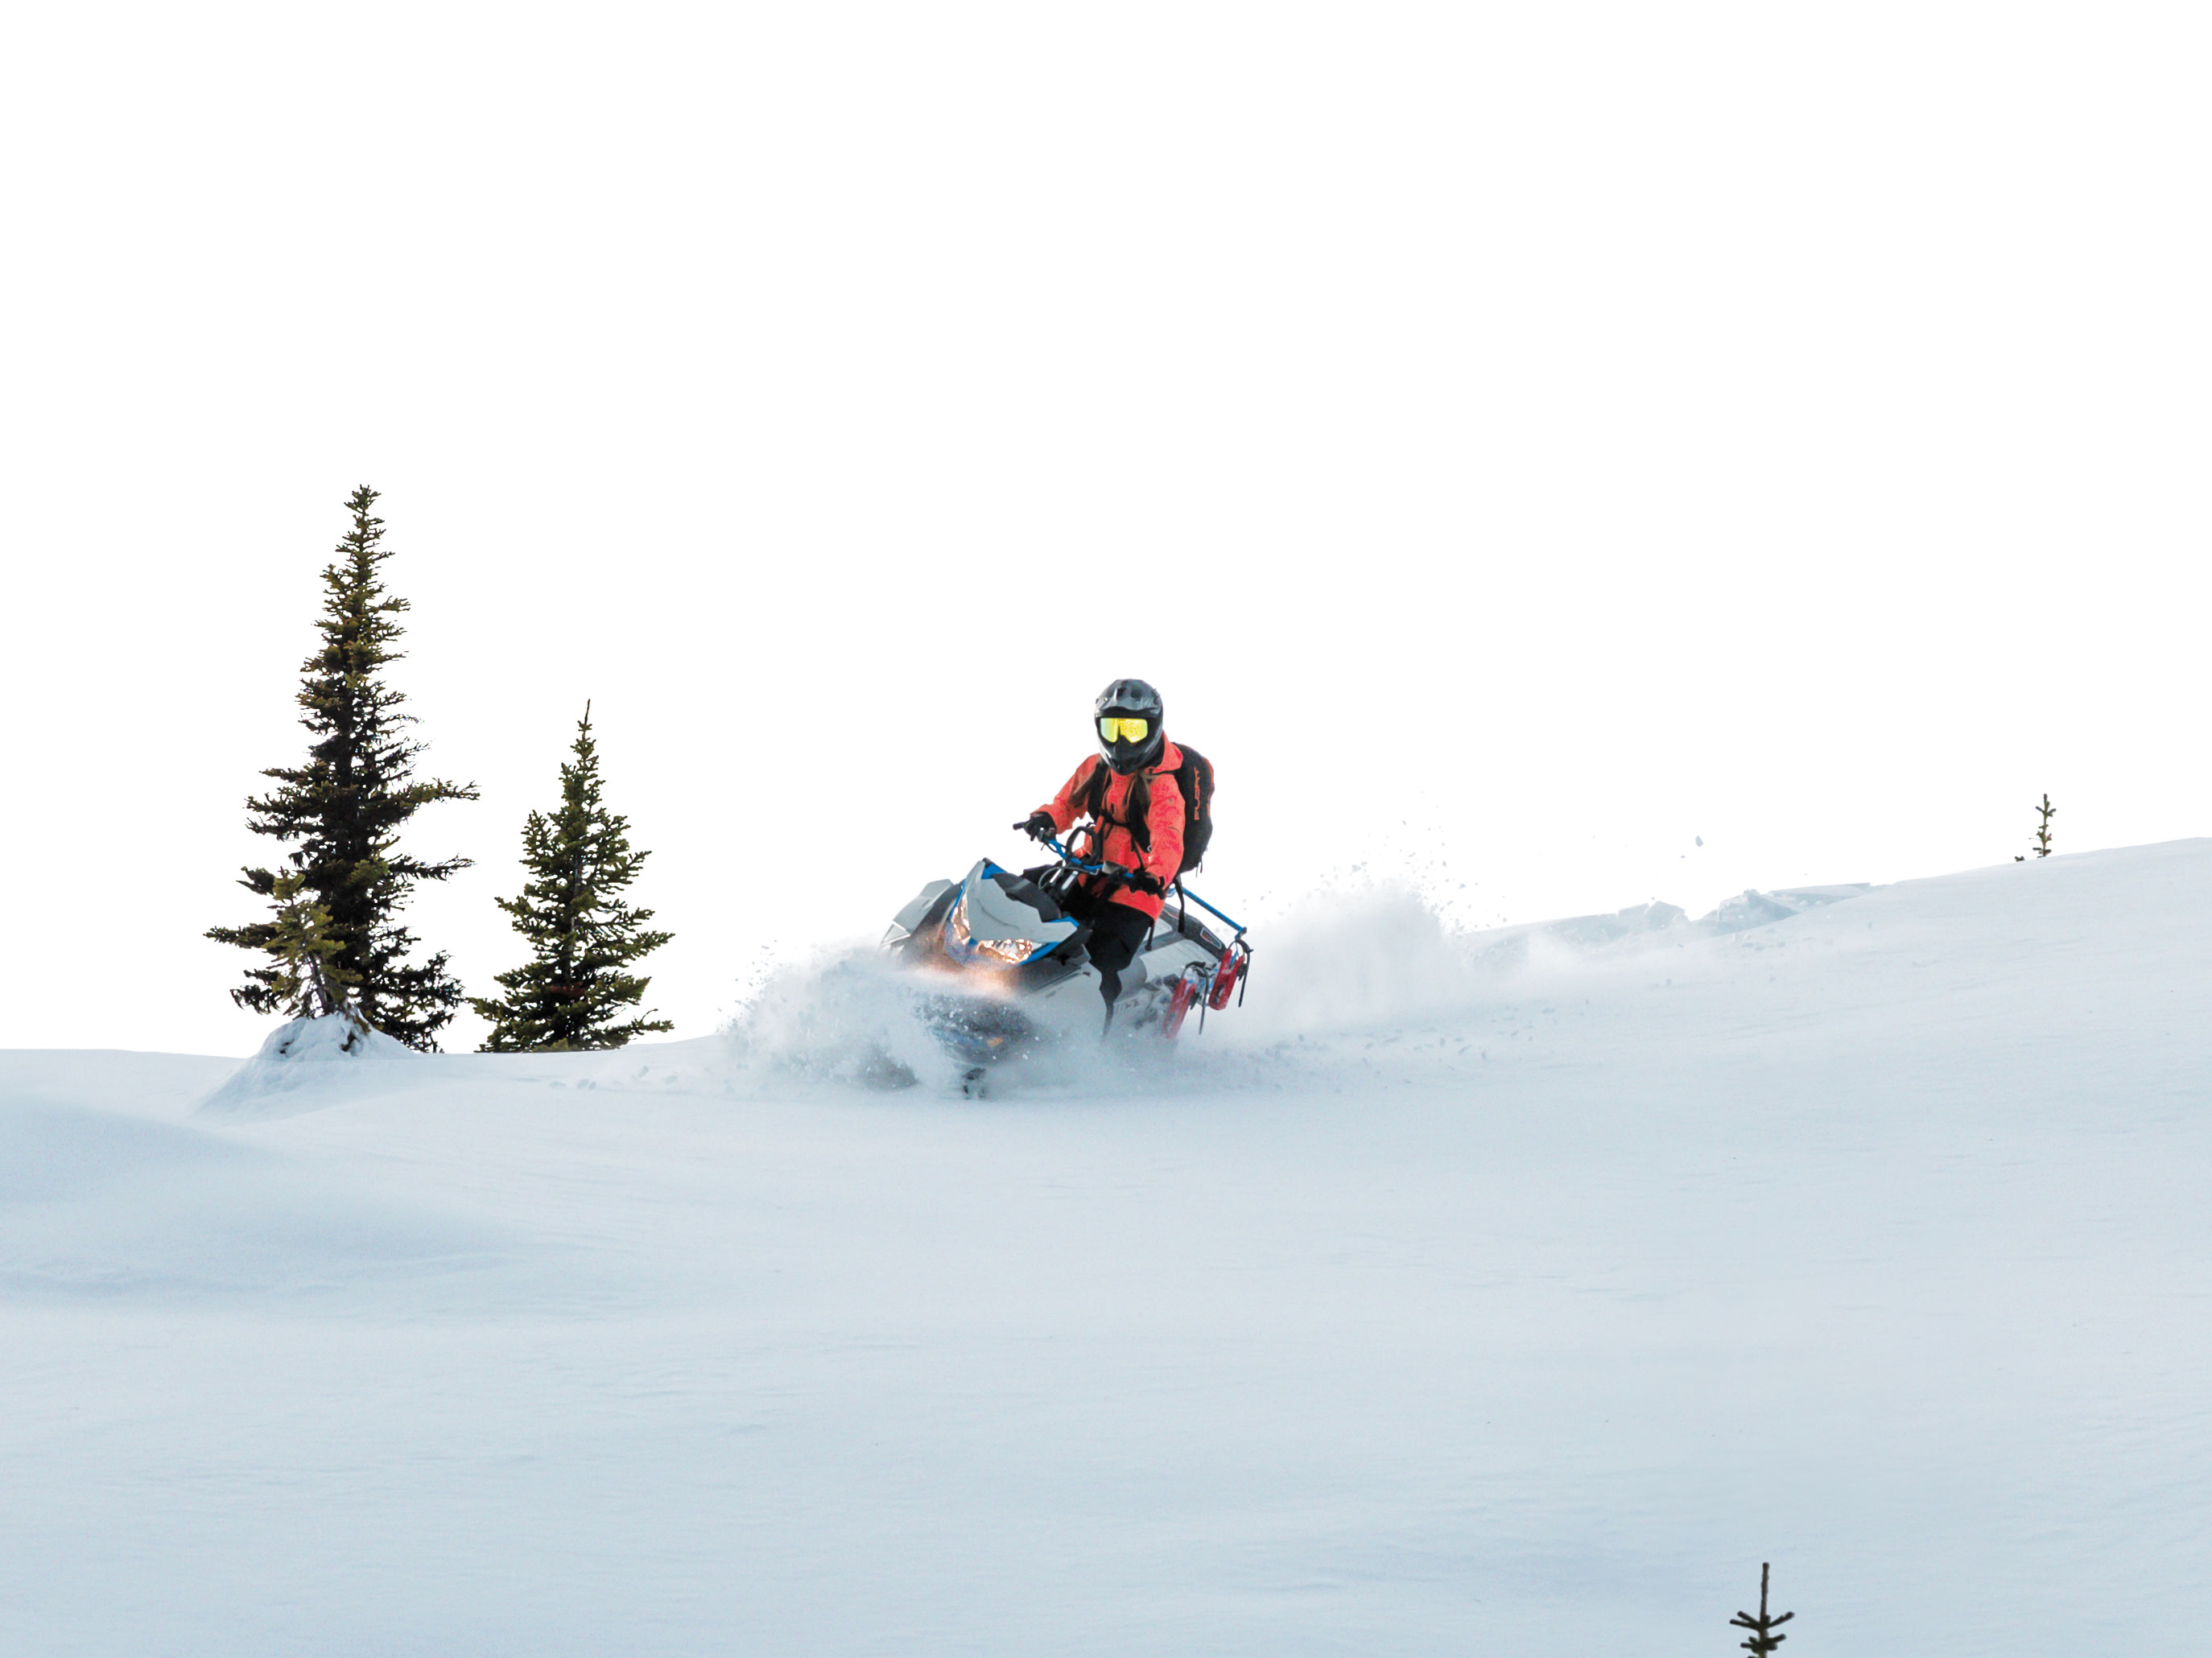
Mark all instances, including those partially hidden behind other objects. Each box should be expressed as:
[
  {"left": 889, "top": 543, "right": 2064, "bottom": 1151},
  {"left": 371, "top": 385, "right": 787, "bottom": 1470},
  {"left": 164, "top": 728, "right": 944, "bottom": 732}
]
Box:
[{"left": 1035, "top": 743, "right": 1186, "bottom": 920}]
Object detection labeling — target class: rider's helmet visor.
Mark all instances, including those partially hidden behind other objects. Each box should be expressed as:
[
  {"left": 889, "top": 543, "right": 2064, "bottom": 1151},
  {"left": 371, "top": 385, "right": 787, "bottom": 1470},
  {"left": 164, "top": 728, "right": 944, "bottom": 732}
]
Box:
[{"left": 1099, "top": 716, "right": 1149, "bottom": 744}]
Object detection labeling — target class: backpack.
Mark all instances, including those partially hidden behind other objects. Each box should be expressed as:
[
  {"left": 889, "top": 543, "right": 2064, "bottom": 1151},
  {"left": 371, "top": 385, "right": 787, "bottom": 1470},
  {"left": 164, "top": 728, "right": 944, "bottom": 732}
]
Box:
[
  {"left": 1166, "top": 744, "right": 1215, "bottom": 876},
  {"left": 1080, "top": 742, "right": 1216, "bottom": 877}
]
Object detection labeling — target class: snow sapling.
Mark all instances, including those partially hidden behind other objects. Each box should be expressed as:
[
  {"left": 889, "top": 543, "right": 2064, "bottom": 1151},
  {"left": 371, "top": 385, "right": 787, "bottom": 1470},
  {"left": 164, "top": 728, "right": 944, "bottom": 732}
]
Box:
[
  {"left": 472, "top": 703, "right": 673, "bottom": 1052},
  {"left": 262, "top": 869, "right": 366, "bottom": 1031},
  {"left": 2015, "top": 792, "right": 2057, "bottom": 861},
  {"left": 1729, "top": 1562, "right": 1794, "bottom": 1656},
  {"left": 206, "top": 486, "right": 479, "bottom": 1049}
]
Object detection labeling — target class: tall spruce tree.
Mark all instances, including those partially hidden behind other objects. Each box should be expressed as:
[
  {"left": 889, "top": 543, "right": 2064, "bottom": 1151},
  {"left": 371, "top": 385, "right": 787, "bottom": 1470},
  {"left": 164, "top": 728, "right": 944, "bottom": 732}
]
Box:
[
  {"left": 473, "top": 704, "right": 673, "bottom": 1052},
  {"left": 207, "top": 486, "right": 480, "bottom": 1049}
]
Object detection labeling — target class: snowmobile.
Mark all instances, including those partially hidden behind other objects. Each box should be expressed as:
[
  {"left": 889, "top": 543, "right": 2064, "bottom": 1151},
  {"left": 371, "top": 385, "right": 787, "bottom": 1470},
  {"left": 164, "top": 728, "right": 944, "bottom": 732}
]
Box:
[{"left": 881, "top": 835, "right": 1250, "bottom": 1086}]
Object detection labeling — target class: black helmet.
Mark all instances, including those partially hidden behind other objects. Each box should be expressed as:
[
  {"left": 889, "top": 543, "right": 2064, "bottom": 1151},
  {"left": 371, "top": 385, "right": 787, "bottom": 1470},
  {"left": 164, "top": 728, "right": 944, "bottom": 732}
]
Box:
[{"left": 1094, "top": 678, "right": 1166, "bottom": 775}]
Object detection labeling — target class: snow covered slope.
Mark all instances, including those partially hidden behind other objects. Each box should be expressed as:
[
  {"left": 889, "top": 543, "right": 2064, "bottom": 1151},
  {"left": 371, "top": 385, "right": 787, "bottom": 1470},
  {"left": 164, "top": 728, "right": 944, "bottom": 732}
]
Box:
[{"left": 3, "top": 843, "right": 2208, "bottom": 1656}]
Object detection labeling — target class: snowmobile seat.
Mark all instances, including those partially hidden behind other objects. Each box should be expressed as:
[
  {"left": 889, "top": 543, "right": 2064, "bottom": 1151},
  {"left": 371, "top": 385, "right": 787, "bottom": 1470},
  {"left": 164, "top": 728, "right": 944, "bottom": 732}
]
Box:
[{"left": 1150, "top": 902, "right": 1226, "bottom": 956}]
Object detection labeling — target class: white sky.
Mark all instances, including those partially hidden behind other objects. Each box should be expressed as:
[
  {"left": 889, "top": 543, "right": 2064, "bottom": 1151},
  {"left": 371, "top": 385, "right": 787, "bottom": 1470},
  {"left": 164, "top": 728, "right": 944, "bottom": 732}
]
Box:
[{"left": 3, "top": 2, "right": 2207, "bottom": 1055}]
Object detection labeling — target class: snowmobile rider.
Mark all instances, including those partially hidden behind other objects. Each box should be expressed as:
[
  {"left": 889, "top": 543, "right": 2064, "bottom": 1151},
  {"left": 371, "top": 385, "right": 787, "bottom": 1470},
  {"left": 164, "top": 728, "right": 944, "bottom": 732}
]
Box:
[{"left": 1014, "top": 678, "right": 1185, "bottom": 1022}]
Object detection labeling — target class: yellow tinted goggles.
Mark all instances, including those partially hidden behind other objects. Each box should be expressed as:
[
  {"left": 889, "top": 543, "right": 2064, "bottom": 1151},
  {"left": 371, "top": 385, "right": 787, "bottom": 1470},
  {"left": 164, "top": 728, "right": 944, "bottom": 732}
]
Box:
[{"left": 1099, "top": 716, "right": 1150, "bottom": 744}]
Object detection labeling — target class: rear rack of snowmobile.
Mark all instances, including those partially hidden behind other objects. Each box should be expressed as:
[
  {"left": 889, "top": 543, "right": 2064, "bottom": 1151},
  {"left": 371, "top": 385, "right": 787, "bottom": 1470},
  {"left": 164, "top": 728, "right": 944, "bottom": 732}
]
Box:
[{"left": 1042, "top": 834, "right": 1253, "bottom": 1017}]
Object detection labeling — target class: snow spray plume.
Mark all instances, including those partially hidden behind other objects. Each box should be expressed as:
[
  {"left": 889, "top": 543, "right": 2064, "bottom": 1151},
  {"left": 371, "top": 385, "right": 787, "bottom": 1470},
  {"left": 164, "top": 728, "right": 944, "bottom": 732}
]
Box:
[
  {"left": 1232, "top": 885, "right": 1494, "bottom": 1041},
  {"left": 720, "top": 949, "right": 945, "bottom": 1094},
  {"left": 1217, "top": 879, "right": 1666, "bottom": 1035}
]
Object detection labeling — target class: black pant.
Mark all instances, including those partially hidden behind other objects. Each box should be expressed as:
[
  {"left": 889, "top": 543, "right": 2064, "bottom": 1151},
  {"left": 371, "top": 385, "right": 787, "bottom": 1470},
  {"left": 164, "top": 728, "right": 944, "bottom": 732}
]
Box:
[{"left": 1080, "top": 899, "right": 1153, "bottom": 1013}]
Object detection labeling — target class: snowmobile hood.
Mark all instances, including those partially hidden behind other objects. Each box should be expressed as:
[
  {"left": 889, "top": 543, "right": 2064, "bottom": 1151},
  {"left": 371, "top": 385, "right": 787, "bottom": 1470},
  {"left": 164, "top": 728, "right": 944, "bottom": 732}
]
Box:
[{"left": 952, "top": 860, "right": 1080, "bottom": 947}]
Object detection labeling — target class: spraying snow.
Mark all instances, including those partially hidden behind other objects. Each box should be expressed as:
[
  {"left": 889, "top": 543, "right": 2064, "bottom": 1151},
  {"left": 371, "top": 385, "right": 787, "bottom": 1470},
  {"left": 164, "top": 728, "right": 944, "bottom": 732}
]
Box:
[
  {"left": 723, "top": 948, "right": 950, "bottom": 1091},
  {"left": 714, "top": 877, "right": 1884, "bottom": 1096}
]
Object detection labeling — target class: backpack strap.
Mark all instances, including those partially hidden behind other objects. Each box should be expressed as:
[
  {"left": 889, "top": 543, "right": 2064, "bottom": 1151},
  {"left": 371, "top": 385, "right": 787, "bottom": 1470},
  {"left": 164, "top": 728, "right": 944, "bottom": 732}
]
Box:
[
  {"left": 1072, "top": 758, "right": 1098, "bottom": 848},
  {"left": 1126, "top": 770, "right": 1152, "bottom": 855},
  {"left": 1079, "top": 757, "right": 1153, "bottom": 848}
]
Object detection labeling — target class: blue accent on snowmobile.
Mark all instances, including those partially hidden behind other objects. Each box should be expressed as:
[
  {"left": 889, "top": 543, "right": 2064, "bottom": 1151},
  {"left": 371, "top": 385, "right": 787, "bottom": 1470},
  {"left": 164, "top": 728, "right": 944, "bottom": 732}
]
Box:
[
  {"left": 954, "top": 861, "right": 1075, "bottom": 964},
  {"left": 1174, "top": 885, "right": 1246, "bottom": 940}
]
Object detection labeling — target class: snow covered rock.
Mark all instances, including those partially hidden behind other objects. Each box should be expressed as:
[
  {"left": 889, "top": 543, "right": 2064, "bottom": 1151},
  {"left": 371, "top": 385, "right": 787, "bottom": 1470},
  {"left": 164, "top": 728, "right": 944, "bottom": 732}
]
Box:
[
  {"left": 1695, "top": 882, "right": 1872, "bottom": 934},
  {"left": 196, "top": 1013, "right": 415, "bottom": 1118},
  {"left": 1471, "top": 883, "right": 1876, "bottom": 967},
  {"left": 1540, "top": 897, "right": 1691, "bottom": 946}
]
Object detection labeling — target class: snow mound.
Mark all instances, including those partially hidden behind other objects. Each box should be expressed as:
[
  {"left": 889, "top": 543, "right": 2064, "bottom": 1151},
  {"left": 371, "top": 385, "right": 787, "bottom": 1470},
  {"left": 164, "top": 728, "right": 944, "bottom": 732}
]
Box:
[
  {"left": 196, "top": 1013, "right": 416, "bottom": 1119},
  {"left": 1695, "top": 881, "right": 1872, "bottom": 932}
]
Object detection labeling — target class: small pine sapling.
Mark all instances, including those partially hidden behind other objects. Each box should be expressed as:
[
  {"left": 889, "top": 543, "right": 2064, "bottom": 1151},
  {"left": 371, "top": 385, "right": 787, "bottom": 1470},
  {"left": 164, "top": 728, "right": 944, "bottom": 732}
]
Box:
[
  {"left": 473, "top": 704, "right": 675, "bottom": 1052},
  {"left": 2015, "top": 793, "right": 2057, "bottom": 861},
  {"left": 266, "top": 869, "right": 365, "bottom": 1028},
  {"left": 1730, "top": 1562, "right": 1795, "bottom": 1657}
]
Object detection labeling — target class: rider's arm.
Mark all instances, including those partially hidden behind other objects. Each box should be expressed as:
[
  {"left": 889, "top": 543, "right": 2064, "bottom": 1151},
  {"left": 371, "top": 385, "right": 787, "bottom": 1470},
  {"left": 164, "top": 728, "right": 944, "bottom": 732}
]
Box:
[{"left": 1037, "top": 757, "right": 1098, "bottom": 837}]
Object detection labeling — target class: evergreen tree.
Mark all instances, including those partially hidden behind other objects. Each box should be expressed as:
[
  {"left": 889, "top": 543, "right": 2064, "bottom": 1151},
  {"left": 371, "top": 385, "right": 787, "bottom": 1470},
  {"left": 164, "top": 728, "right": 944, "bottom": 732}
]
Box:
[
  {"left": 473, "top": 704, "right": 673, "bottom": 1052},
  {"left": 2015, "top": 793, "right": 2057, "bottom": 861},
  {"left": 207, "top": 486, "right": 479, "bottom": 1049}
]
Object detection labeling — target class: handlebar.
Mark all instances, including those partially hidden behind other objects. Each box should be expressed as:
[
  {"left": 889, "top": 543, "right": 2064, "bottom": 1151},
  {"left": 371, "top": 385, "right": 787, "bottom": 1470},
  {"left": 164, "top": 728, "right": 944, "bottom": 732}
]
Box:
[
  {"left": 1038, "top": 833, "right": 1247, "bottom": 941},
  {"left": 1040, "top": 832, "right": 1109, "bottom": 876}
]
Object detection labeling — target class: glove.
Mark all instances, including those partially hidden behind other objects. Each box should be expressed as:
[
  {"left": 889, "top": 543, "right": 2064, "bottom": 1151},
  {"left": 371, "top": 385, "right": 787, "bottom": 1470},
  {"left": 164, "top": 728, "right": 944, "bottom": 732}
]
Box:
[{"left": 1015, "top": 812, "right": 1056, "bottom": 843}]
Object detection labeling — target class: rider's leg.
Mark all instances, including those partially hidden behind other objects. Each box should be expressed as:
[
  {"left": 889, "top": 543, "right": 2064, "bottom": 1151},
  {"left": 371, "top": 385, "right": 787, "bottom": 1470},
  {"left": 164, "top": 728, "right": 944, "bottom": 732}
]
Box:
[{"left": 1085, "top": 902, "right": 1153, "bottom": 1029}]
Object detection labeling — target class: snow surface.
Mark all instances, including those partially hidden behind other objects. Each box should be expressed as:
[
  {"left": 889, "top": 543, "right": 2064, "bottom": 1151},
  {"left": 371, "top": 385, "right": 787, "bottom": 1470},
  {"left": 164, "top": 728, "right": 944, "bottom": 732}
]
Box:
[{"left": 3, "top": 843, "right": 2210, "bottom": 1655}]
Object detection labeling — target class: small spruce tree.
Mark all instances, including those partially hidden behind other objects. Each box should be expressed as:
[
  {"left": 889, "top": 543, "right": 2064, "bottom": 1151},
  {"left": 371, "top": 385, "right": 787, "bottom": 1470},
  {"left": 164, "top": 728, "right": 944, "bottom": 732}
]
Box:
[
  {"left": 207, "top": 487, "right": 480, "bottom": 1049},
  {"left": 1730, "top": 1562, "right": 1794, "bottom": 1656},
  {"left": 266, "top": 869, "right": 365, "bottom": 1025},
  {"left": 473, "top": 704, "right": 673, "bottom": 1052},
  {"left": 2015, "top": 793, "right": 2057, "bottom": 862}
]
